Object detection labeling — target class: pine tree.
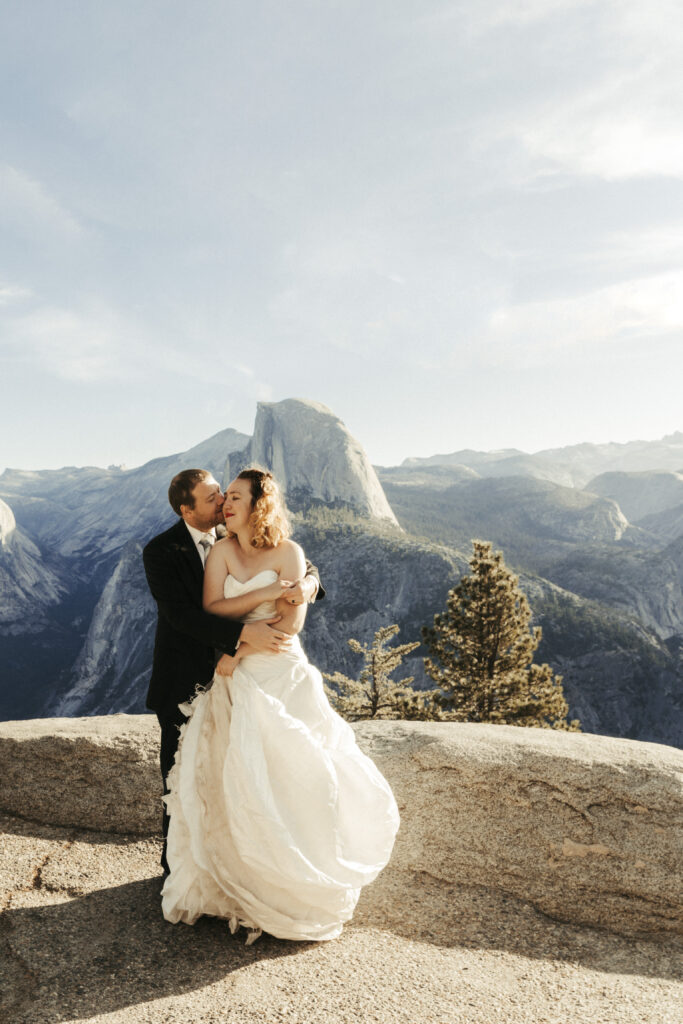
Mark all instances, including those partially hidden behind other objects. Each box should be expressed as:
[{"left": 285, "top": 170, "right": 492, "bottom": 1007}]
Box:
[
  {"left": 422, "top": 540, "right": 580, "bottom": 730},
  {"left": 324, "top": 624, "right": 437, "bottom": 721}
]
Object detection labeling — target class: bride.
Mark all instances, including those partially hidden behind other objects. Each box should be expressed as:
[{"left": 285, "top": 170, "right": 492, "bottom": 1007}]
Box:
[{"left": 161, "top": 467, "right": 400, "bottom": 942}]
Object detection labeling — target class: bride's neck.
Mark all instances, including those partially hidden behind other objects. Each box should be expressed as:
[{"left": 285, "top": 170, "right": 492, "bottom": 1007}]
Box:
[{"left": 235, "top": 527, "right": 258, "bottom": 556}]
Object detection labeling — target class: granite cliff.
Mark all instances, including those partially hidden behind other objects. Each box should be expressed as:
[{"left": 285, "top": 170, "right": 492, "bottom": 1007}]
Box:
[
  {"left": 586, "top": 470, "right": 683, "bottom": 524},
  {"left": 0, "top": 498, "right": 63, "bottom": 633},
  {"left": 226, "top": 399, "right": 398, "bottom": 524},
  {"left": 585, "top": 470, "right": 683, "bottom": 545},
  {"left": 378, "top": 471, "right": 633, "bottom": 571}
]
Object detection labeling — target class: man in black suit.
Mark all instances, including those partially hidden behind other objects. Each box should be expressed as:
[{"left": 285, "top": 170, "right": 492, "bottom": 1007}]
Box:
[{"left": 143, "top": 468, "right": 322, "bottom": 873}]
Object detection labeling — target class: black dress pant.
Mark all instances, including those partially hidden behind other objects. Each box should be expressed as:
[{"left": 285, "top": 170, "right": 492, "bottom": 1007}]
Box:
[{"left": 156, "top": 704, "right": 188, "bottom": 873}]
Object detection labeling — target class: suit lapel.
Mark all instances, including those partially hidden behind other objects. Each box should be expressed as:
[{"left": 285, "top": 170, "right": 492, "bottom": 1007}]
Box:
[{"left": 170, "top": 520, "right": 204, "bottom": 590}]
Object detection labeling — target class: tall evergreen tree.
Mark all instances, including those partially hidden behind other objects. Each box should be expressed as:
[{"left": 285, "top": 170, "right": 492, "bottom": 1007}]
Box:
[
  {"left": 422, "top": 540, "right": 580, "bottom": 730},
  {"left": 324, "top": 624, "right": 436, "bottom": 721}
]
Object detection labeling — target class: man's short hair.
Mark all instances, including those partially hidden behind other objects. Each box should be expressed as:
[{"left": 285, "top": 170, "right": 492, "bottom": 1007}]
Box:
[{"left": 168, "top": 469, "right": 211, "bottom": 516}]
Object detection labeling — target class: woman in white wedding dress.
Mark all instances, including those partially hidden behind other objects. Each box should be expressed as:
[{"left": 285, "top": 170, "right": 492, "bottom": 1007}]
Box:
[{"left": 161, "top": 468, "right": 399, "bottom": 942}]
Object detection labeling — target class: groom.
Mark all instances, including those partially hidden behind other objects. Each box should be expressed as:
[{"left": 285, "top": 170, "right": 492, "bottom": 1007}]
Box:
[{"left": 143, "top": 468, "right": 323, "bottom": 873}]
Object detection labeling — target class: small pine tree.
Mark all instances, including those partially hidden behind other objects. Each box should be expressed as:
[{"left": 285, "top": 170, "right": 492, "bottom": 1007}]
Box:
[
  {"left": 422, "top": 540, "right": 580, "bottom": 731},
  {"left": 324, "top": 624, "right": 436, "bottom": 721}
]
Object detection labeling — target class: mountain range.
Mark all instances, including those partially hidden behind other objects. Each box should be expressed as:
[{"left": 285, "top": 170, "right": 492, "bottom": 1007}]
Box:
[
  {"left": 1, "top": 400, "right": 681, "bottom": 746},
  {"left": 402, "top": 432, "right": 683, "bottom": 488}
]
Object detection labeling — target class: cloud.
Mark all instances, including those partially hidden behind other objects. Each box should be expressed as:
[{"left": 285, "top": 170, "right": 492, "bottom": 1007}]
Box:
[
  {"left": 0, "top": 283, "right": 32, "bottom": 306},
  {"left": 0, "top": 295, "right": 282, "bottom": 421},
  {"left": 465, "top": 0, "right": 598, "bottom": 33},
  {"left": 0, "top": 297, "right": 180, "bottom": 385},
  {"left": 481, "top": 268, "right": 683, "bottom": 367},
  {"left": 583, "top": 225, "right": 683, "bottom": 277},
  {"left": 2, "top": 305, "right": 125, "bottom": 382},
  {"left": 255, "top": 382, "right": 274, "bottom": 402},
  {"left": 1, "top": 0, "right": 680, "bottom": 472},
  {"left": 0, "top": 164, "right": 84, "bottom": 238},
  {"left": 516, "top": 94, "right": 683, "bottom": 183},
  {"left": 486, "top": 1, "right": 683, "bottom": 182}
]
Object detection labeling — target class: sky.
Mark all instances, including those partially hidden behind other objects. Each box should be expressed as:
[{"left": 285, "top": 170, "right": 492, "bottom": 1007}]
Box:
[{"left": 1, "top": 0, "right": 682, "bottom": 471}]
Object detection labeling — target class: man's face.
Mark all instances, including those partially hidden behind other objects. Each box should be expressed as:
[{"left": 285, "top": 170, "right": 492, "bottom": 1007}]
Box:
[{"left": 180, "top": 476, "right": 225, "bottom": 532}]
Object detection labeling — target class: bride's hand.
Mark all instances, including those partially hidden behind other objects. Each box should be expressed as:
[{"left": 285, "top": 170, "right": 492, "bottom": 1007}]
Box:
[
  {"left": 216, "top": 651, "right": 241, "bottom": 677},
  {"left": 282, "top": 578, "right": 315, "bottom": 606},
  {"left": 262, "top": 578, "right": 293, "bottom": 601}
]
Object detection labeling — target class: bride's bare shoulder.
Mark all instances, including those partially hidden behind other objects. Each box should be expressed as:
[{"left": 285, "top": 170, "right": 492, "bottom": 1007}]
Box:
[
  {"left": 277, "top": 538, "right": 304, "bottom": 554},
  {"left": 276, "top": 539, "right": 306, "bottom": 570},
  {"left": 212, "top": 536, "right": 239, "bottom": 562},
  {"left": 214, "top": 535, "right": 235, "bottom": 548}
]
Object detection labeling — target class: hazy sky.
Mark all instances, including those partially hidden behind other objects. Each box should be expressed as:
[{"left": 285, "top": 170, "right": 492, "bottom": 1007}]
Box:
[{"left": 1, "top": 0, "right": 682, "bottom": 471}]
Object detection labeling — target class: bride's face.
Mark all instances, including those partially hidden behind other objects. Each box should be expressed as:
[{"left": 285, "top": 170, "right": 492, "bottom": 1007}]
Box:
[{"left": 223, "top": 477, "right": 253, "bottom": 531}]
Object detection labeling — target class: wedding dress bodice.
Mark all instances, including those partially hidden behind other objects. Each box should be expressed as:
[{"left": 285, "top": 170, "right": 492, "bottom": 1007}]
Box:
[{"left": 224, "top": 569, "right": 279, "bottom": 623}]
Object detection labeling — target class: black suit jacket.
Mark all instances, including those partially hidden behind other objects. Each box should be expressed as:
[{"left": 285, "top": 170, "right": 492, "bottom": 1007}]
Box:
[{"left": 142, "top": 519, "right": 323, "bottom": 716}]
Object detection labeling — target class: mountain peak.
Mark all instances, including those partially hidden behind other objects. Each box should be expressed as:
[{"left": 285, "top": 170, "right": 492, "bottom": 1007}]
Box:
[
  {"left": 0, "top": 499, "right": 16, "bottom": 545},
  {"left": 228, "top": 399, "right": 398, "bottom": 524},
  {"left": 259, "top": 397, "right": 336, "bottom": 419}
]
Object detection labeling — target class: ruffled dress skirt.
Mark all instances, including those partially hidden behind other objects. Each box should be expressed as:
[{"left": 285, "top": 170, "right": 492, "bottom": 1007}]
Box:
[{"left": 161, "top": 637, "right": 400, "bottom": 941}]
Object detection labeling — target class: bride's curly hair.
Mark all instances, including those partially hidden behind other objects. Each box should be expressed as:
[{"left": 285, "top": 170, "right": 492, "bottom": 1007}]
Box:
[{"left": 233, "top": 467, "right": 290, "bottom": 548}]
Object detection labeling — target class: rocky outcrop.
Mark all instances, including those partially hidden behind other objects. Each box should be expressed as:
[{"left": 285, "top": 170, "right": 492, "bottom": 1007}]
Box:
[
  {"left": 547, "top": 542, "right": 683, "bottom": 641},
  {"left": 0, "top": 716, "right": 680, "bottom": 944},
  {"left": 3, "top": 725, "right": 682, "bottom": 1024},
  {"left": 638, "top": 502, "right": 683, "bottom": 543},
  {"left": 0, "top": 497, "right": 15, "bottom": 542},
  {"left": 586, "top": 470, "right": 683, "bottom": 523},
  {"left": 226, "top": 399, "right": 398, "bottom": 524},
  {"left": 0, "top": 715, "right": 159, "bottom": 833},
  {"left": 0, "top": 498, "right": 63, "bottom": 634},
  {"left": 379, "top": 473, "right": 631, "bottom": 569},
  {"left": 369, "top": 721, "right": 683, "bottom": 942},
  {"left": 293, "top": 515, "right": 467, "bottom": 693},
  {"left": 51, "top": 542, "right": 156, "bottom": 717}
]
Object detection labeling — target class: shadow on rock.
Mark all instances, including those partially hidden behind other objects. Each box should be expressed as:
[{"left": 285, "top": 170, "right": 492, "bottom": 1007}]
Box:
[
  {"left": 354, "top": 868, "right": 683, "bottom": 983},
  {"left": 0, "top": 811, "right": 158, "bottom": 847},
  {"left": 2, "top": 876, "right": 310, "bottom": 1024}
]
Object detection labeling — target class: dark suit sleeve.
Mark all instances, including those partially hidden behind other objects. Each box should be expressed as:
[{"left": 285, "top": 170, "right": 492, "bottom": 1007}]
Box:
[
  {"left": 143, "top": 541, "right": 243, "bottom": 656},
  {"left": 304, "top": 558, "right": 325, "bottom": 601}
]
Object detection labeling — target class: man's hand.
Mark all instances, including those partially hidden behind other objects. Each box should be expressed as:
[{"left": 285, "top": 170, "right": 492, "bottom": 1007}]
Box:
[
  {"left": 283, "top": 577, "right": 317, "bottom": 606},
  {"left": 241, "top": 617, "right": 293, "bottom": 653}
]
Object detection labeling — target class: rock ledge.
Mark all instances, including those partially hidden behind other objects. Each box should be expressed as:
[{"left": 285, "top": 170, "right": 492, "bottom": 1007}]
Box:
[{"left": 0, "top": 716, "right": 681, "bottom": 943}]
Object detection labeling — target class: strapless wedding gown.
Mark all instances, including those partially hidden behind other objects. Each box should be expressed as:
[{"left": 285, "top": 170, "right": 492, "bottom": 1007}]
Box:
[{"left": 161, "top": 570, "right": 400, "bottom": 941}]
